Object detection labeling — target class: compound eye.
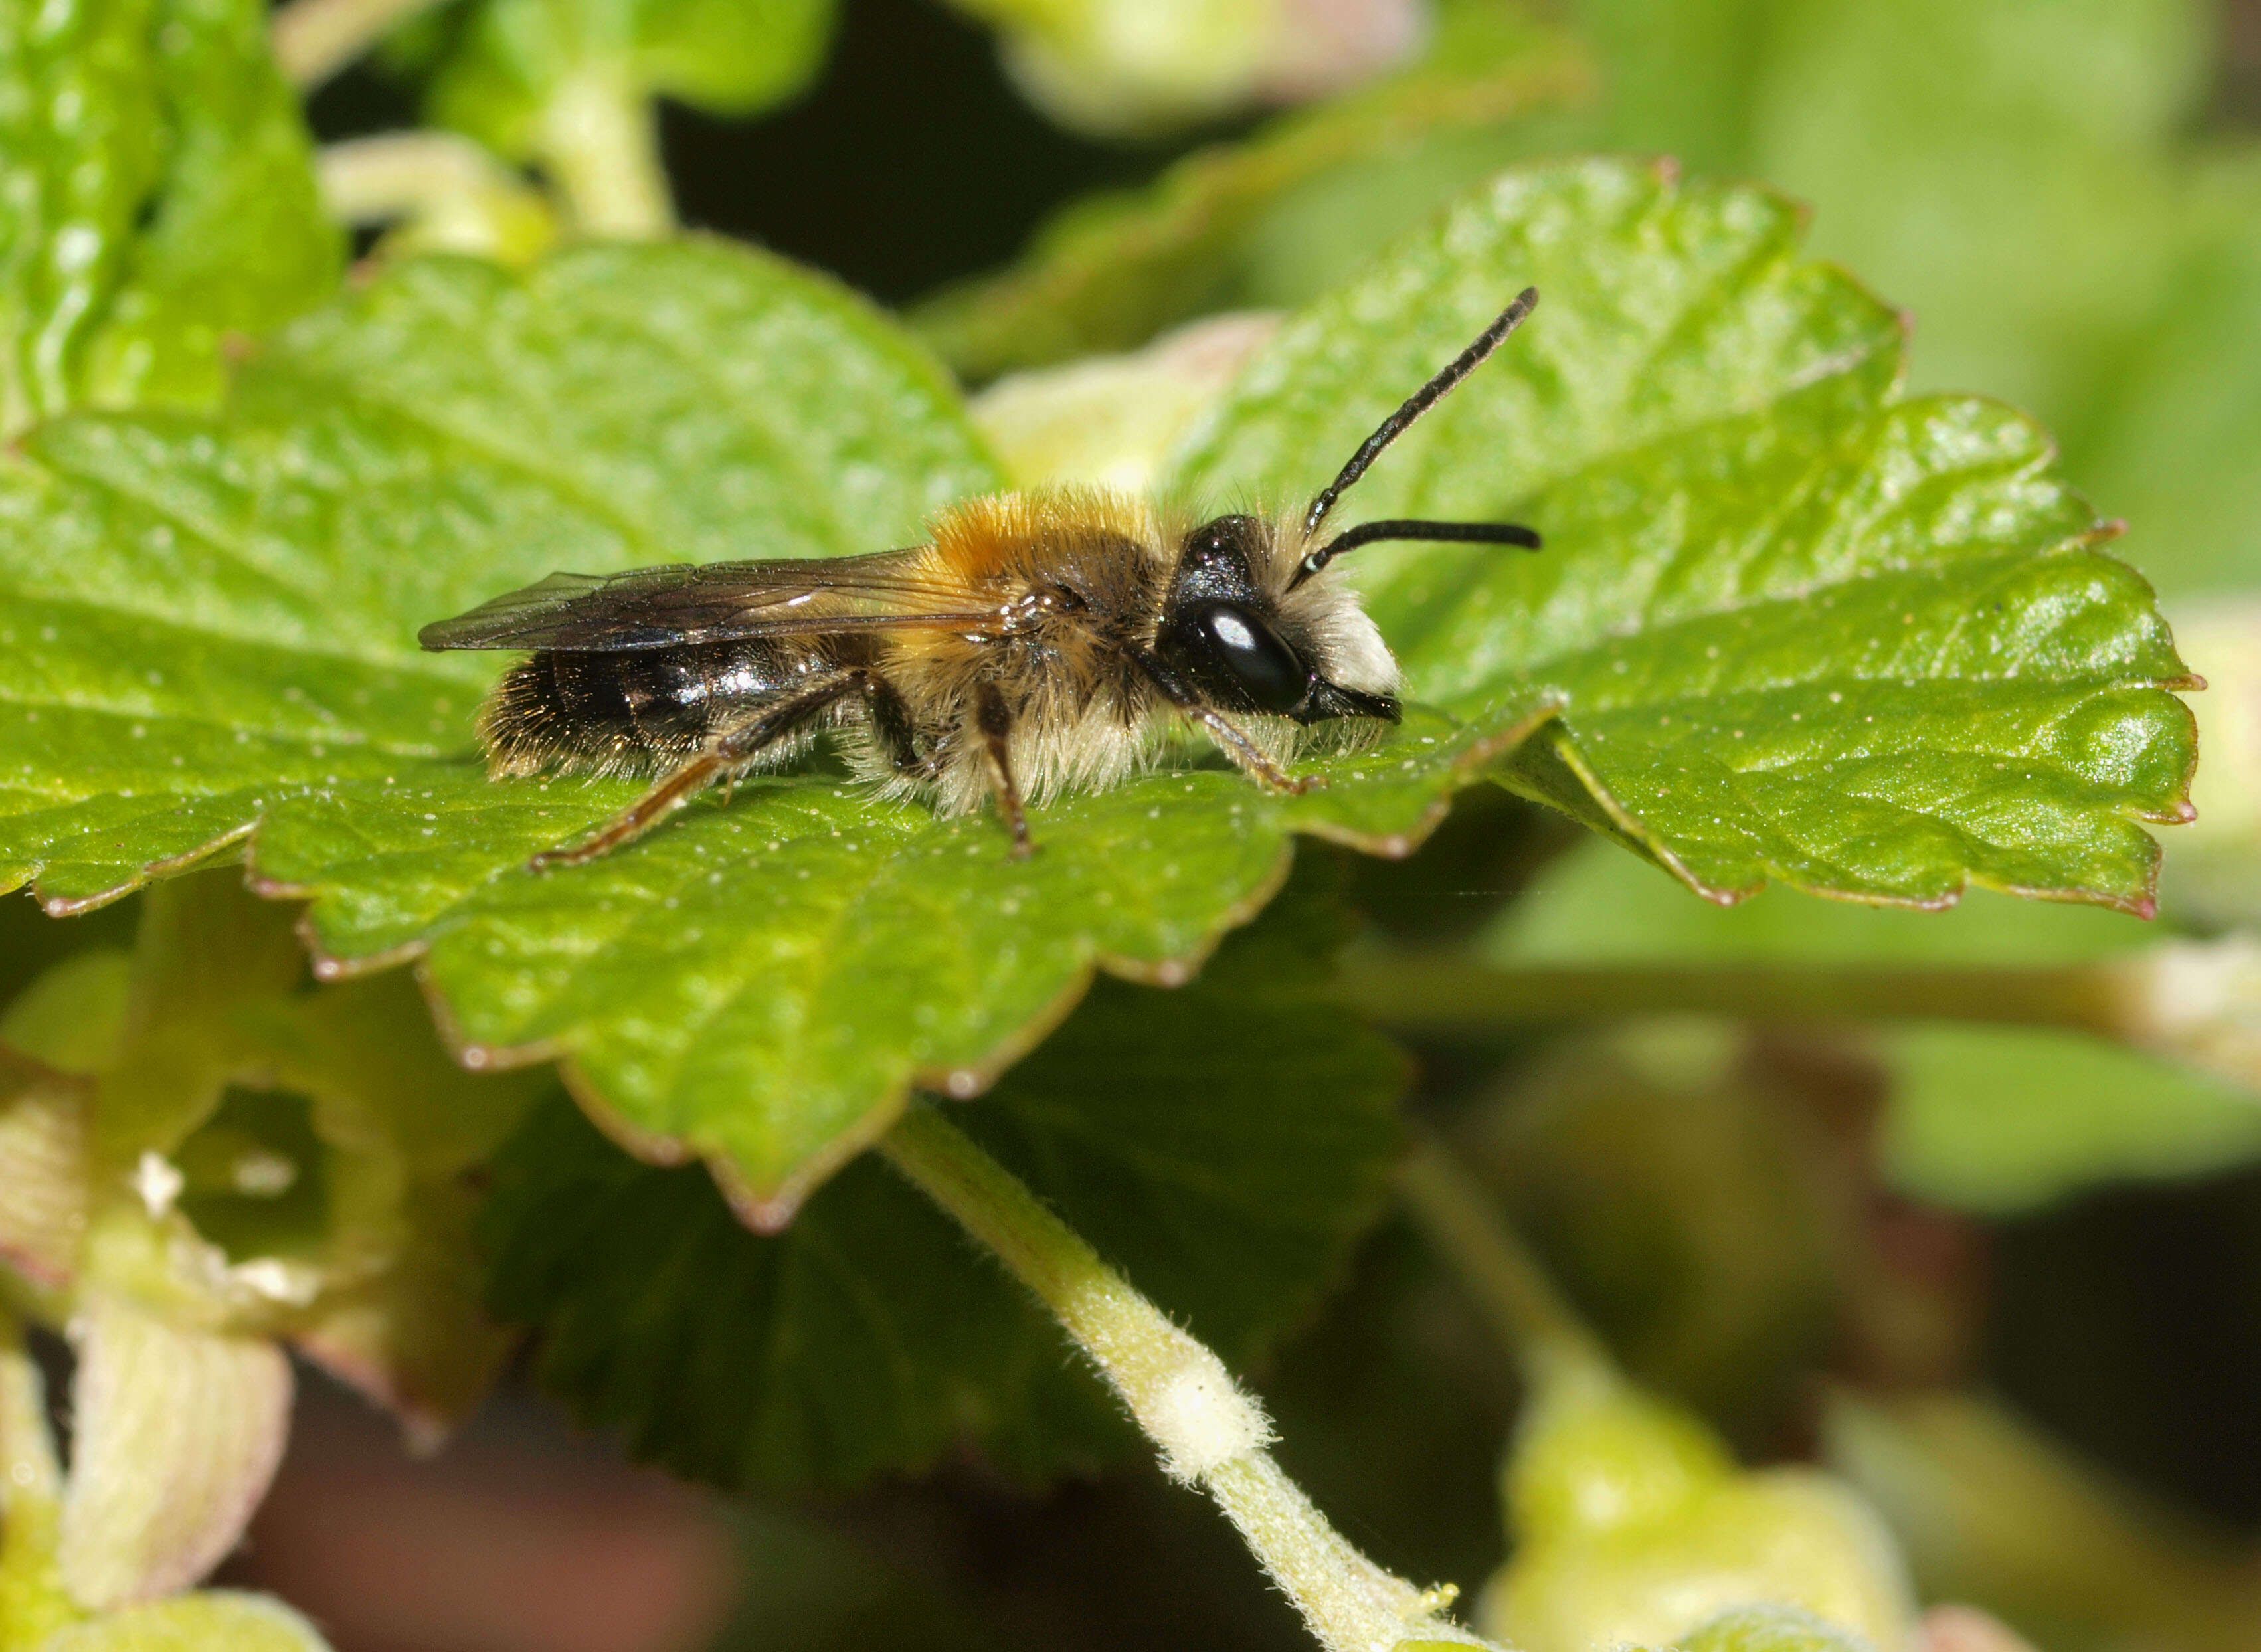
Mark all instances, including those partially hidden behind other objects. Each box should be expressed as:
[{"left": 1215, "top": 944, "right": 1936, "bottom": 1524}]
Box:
[{"left": 1196, "top": 603, "right": 1308, "bottom": 714}]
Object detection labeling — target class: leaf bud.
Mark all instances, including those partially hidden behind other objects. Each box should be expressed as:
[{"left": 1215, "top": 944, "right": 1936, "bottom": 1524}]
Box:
[
  {"left": 971, "top": 313, "right": 1281, "bottom": 492},
  {"left": 1480, "top": 1368, "right": 1915, "bottom": 1652},
  {"left": 954, "top": 0, "right": 1422, "bottom": 134}
]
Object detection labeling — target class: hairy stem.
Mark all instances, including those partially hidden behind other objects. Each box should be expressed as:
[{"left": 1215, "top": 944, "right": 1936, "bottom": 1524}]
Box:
[
  {"left": 270, "top": 0, "right": 446, "bottom": 88},
  {"left": 1337, "top": 951, "right": 2132, "bottom": 1038},
  {"left": 880, "top": 1102, "right": 1492, "bottom": 1652},
  {"left": 1397, "top": 1136, "right": 1612, "bottom": 1390},
  {"left": 540, "top": 73, "right": 676, "bottom": 238}
]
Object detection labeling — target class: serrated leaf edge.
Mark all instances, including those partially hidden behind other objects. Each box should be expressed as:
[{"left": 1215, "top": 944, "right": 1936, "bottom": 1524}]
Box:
[
  {"left": 23, "top": 699, "right": 1520, "bottom": 1224},
  {"left": 219, "top": 701, "right": 1566, "bottom": 1224},
  {"left": 1527, "top": 518, "right": 2202, "bottom": 919}
]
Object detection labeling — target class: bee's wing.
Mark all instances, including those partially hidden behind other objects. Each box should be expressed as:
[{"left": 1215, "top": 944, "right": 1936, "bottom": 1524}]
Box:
[{"left": 417, "top": 549, "right": 998, "bottom": 652}]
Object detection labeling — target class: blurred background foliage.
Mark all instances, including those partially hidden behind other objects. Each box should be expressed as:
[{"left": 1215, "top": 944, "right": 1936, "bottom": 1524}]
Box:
[{"left": 7, "top": 0, "right": 2261, "bottom": 1647}]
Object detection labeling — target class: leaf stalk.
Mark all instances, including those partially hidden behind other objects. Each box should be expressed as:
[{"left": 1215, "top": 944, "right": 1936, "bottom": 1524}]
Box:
[
  {"left": 880, "top": 1102, "right": 1494, "bottom": 1652},
  {"left": 540, "top": 73, "right": 677, "bottom": 239},
  {"left": 1396, "top": 1136, "right": 1611, "bottom": 1392},
  {"left": 1336, "top": 951, "right": 2133, "bottom": 1038}
]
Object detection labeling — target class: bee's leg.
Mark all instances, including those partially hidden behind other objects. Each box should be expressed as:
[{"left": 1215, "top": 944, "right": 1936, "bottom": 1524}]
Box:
[
  {"left": 859, "top": 670, "right": 939, "bottom": 779},
  {"left": 532, "top": 750, "right": 731, "bottom": 870},
  {"left": 530, "top": 674, "right": 860, "bottom": 870},
  {"left": 1130, "top": 651, "right": 1323, "bottom": 796},
  {"left": 974, "top": 683, "right": 1034, "bottom": 859}
]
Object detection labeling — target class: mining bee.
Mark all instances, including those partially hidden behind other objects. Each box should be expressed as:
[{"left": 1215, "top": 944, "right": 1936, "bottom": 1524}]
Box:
[{"left": 420, "top": 289, "right": 1542, "bottom": 866}]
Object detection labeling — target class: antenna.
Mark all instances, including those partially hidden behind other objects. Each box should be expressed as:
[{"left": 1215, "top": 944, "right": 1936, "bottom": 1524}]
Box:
[
  {"left": 1301, "top": 286, "right": 1539, "bottom": 539},
  {"left": 1287, "top": 519, "right": 1540, "bottom": 591}
]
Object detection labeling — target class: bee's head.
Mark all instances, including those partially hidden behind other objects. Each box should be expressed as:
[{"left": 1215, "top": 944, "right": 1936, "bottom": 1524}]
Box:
[
  {"left": 1148, "top": 286, "right": 1549, "bottom": 729},
  {"left": 1152, "top": 513, "right": 1402, "bottom": 727}
]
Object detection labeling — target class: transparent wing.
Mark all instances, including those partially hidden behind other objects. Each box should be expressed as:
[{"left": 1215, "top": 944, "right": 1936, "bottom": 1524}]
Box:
[{"left": 417, "top": 549, "right": 998, "bottom": 652}]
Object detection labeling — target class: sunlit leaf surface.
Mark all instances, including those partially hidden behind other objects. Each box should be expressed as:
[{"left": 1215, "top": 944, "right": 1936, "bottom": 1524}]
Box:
[{"left": 0, "top": 163, "right": 2194, "bottom": 1206}]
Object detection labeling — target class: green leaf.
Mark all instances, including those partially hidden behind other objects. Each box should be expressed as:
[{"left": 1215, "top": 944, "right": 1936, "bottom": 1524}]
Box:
[
  {"left": 0, "top": 238, "right": 996, "bottom": 911},
  {"left": 1576, "top": 0, "right": 2207, "bottom": 418},
  {"left": 428, "top": 0, "right": 835, "bottom": 160},
  {"left": 1177, "top": 159, "right": 2196, "bottom": 913},
  {"left": 1562, "top": 1, "right": 2261, "bottom": 731},
  {"left": 1885, "top": 1026, "right": 2261, "bottom": 1214},
  {"left": 0, "top": 0, "right": 340, "bottom": 434},
  {"left": 912, "top": 3, "right": 1588, "bottom": 379},
  {"left": 1491, "top": 838, "right": 2165, "bottom": 970},
  {"left": 488, "top": 1099, "right": 1108, "bottom": 1491},
  {"left": 1488, "top": 839, "right": 2261, "bottom": 1211},
  {"left": 0, "top": 164, "right": 2194, "bottom": 1212},
  {"left": 481, "top": 874, "right": 1403, "bottom": 1489},
  {"left": 2070, "top": 152, "right": 2261, "bottom": 602},
  {"left": 0, "top": 232, "right": 1480, "bottom": 1214}
]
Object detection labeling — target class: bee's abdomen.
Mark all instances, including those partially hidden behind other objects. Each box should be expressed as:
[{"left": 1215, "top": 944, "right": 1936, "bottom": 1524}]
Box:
[{"left": 476, "top": 641, "right": 826, "bottom": 777}]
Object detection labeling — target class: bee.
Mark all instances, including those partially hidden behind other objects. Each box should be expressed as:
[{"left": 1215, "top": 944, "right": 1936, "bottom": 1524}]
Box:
[{"left": 420, "top": 288, "right": 1542, "bottom": 866}]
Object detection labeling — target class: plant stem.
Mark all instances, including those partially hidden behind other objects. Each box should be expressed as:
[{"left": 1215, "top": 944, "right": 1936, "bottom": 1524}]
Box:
[
  {"left": 1397, "top": 1137, "right": 1612, "bottom": 1391},
  {"left": 1336, "top": 951, "right": 2131, "bottom": 1038},
  {"left": 318, "top": 132, "right": 519, "bottom": 225},
  {"left": 317, "top": 134, "right": 558, "bottom": 263},
  {"left": 879, "top": 1102, "right": 1493, "bottom": 1652},
  {"left": 540, "top": 73, "right": 676, "bottom": 238},
  {"left": 270, "top": 0, "right": 446, "bottom": 88}
]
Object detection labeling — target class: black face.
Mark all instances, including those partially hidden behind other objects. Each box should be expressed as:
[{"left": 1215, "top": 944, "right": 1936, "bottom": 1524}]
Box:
[{"left": 1153, "top": 516, "right": 1400, "bottom": 725}]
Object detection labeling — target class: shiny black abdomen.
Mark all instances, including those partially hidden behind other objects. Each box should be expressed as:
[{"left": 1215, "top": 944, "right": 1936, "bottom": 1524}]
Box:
[{"left": 480, "top": 636, "right": 869, "bottom": 775}]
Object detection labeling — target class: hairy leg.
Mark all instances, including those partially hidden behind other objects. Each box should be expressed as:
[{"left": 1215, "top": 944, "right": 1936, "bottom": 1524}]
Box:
[
  {"left": 974, "top": 682, "right": 1033, "bottom": 858},
  {"left": 1130, "top": 651, "right": 1321, "bottom": 795},
  {"left": 529, "top": 674, "right": 862, "bottom": 870},
  {"left": 861, "top": 670, "right": 937, "bottom": 778}
]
